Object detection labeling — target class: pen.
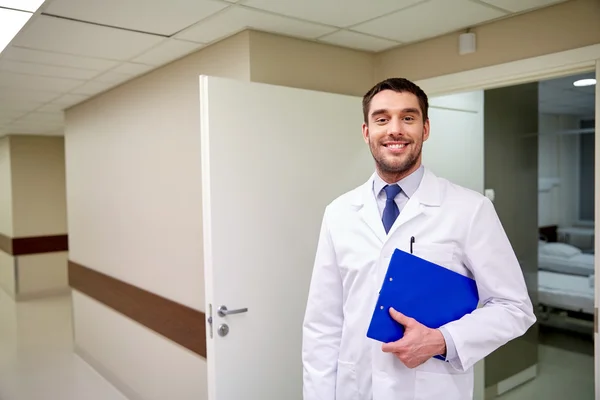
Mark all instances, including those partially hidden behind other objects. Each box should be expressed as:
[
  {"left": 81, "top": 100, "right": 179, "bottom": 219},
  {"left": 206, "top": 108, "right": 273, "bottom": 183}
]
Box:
[{"left": 410, "top": 236, "right": 415, "bottom": 254}]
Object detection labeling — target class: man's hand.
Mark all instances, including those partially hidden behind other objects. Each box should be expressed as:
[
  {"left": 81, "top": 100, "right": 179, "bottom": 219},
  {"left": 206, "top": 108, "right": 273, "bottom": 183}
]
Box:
[{"left": 381, "top": 307, "right": 447, "bottom": 368}]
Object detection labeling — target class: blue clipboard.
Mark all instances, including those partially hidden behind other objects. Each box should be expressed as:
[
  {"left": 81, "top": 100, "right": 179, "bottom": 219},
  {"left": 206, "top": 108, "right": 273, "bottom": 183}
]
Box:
[{"left": 367, "top": 248, "right": 479, "bottom": 347}]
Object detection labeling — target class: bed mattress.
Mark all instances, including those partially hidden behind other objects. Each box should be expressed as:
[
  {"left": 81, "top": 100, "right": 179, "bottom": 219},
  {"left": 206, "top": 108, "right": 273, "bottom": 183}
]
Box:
[
  {"left": 538, "top": 253, "right": 594, "bottom": 276},
  {"left": 538, "top": 270, "right": 594, "bottom": 314}
]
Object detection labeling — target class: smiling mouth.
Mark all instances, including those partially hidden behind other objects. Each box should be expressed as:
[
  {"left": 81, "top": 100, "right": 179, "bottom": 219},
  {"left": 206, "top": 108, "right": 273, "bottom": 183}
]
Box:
[{"left": 384, "top": 143, "right": 408, "bottom": 149}]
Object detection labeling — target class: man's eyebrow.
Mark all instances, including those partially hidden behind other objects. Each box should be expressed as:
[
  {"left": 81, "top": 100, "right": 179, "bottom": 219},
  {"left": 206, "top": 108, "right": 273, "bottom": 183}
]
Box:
[{"left": 370, "top": 107, "right": 421, "bottom": 118}]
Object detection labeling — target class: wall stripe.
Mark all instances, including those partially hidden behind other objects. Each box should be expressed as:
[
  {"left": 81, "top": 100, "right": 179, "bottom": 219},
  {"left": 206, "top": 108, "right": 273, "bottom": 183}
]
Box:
[
  {"left": 68, "top": 261, "right": 207, "bottom": 358},
  {"left": 0, "top": 233, "right": 68, "bottom": 255}
]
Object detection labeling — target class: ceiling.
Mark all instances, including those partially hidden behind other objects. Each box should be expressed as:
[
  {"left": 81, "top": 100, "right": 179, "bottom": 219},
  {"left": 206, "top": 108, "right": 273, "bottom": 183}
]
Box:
[
  {"left": 0, "top": 0, "right": 570, "bottom": 136},
  {"left": 539, "top": 71, "right": 596, "bottom": 118}
]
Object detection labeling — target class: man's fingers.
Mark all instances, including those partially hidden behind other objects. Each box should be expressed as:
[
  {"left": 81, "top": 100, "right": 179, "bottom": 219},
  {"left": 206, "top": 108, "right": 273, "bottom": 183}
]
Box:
[
  {"left": 389, "top": 307, "right": 413, "bottom": 327},
  {"left": 382, "top": 340, "right": 403, "bottom": 354}
]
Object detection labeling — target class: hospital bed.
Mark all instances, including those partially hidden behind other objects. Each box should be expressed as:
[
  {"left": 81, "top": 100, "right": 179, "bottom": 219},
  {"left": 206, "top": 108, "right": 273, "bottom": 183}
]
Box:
[{"left": 537, "top": 225, "right": 595, "bottom": 334}]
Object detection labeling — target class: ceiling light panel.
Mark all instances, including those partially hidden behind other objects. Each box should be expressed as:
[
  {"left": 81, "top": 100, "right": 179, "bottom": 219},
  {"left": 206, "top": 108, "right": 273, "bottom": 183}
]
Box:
[
  {"left": 0, "top": 8, "right": 32, "bottom": 54},
  {"left": 43, "top": 0, "right": 229, "bottom": 36},
  {"left": 0, "top": 0, "right": 45, "bottom": 12}
]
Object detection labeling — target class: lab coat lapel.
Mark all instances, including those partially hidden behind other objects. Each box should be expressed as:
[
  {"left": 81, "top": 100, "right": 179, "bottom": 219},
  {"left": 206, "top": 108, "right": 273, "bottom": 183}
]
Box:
[
  {"left": 385, "top": 168, "right": 442, "bottom": 238},
  {"left": 355, "top": 176, "right": 387, "bottom": 243}
]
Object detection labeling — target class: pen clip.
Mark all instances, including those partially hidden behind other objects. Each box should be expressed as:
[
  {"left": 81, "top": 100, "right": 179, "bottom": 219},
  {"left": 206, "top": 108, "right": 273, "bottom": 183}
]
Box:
[{"left": 410, "top": 236, "right": 415, "bottom": 254}]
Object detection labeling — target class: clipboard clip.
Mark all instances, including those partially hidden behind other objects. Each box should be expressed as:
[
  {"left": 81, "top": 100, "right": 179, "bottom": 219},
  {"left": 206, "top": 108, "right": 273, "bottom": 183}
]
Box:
[{"left": 410, "top": 236, "right": 415, "bottom": 254}]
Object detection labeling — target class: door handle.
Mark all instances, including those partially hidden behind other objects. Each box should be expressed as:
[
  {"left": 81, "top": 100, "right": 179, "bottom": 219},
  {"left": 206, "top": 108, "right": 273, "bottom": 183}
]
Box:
[{"left": 217, "top": 305, "right": 248, "bottom": 317}]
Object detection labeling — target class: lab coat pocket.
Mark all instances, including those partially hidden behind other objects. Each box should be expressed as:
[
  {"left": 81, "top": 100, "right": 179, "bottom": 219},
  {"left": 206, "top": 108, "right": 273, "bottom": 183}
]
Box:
[
  {"left": 414, "top": 369, "right": 473, "bottom": 400},
  {"left": 412, "top": 243, "right": 455, "bottom": 265},
  {"left": 335, "top": 360, "right": 359, "bottom": 400}
]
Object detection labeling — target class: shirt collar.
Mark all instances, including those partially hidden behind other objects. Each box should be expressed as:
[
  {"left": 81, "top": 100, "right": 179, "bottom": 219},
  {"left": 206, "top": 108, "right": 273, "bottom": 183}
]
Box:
[{"left": 372, "top": 164, "right": 425, "bottom": 199}]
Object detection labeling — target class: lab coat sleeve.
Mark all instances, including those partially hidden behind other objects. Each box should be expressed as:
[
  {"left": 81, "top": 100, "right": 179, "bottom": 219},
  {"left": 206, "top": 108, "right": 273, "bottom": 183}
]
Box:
[
  {"left": 440, "top": 197, "right": 536, "bottom": 372},
  {"left": 302, "top": 209, "right": 344, "bottom": 400}
]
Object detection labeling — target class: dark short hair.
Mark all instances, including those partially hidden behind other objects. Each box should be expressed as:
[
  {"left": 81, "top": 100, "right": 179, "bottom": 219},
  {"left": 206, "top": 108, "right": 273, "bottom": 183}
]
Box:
[{"left": 362, "top": 78, "right": 429, "bottom": 123}]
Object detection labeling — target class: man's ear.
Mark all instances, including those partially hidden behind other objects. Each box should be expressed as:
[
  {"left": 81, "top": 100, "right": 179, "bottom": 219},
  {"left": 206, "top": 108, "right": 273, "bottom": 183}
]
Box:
[
  {"left": 362, "top": 123, "right": 369, "bottom": 144},
  {"left": 423, "top": 119, "right": 430, "bottom": 142}
]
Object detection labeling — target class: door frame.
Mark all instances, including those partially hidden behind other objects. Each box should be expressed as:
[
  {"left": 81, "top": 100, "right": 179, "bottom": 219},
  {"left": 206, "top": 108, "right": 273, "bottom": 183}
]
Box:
[{"left": 413, "top": 43, "right": 600, "bottom": 399}]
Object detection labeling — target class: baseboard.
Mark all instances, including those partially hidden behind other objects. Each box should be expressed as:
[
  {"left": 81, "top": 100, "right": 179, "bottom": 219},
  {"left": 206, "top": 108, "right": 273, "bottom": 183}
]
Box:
[
  {"left": 15, "top": 288, "right": 70, "bottom": 301},
  {"left": 485, "top": 364, "right": 538, "bottom": 398},
  {"left": 75, "top": 343, "right": 143, "bottom": 400}
]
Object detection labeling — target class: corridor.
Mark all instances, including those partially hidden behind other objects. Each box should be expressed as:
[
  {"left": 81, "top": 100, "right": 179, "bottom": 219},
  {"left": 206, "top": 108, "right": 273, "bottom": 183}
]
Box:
[{"left": 0, "top": 290, "right": 126, "bottom": 400}]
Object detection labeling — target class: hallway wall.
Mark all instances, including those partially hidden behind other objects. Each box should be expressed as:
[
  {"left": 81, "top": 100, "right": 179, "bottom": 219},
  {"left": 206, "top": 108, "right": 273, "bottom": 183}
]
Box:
[
  {"left": 0, "top": 135, "right": 68, "bottom": 300},
  {"left": 64, "top": 31, "right": 251, "bottom": 400},
  {"left": 0, "top": 137, "right": 14, "bottom": 296}
]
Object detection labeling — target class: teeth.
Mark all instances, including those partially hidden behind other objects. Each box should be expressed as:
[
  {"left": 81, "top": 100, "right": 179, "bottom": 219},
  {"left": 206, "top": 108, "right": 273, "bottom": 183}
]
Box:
[{"left": 387, "top": 144, "right": 406, "bottom": 149}]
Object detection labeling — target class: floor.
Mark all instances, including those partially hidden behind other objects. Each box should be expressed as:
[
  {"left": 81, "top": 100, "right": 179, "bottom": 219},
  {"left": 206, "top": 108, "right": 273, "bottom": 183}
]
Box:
[
  {"left": 0, "top": 289, "right": 127, "bottom": 400},
  {"left": 0, "top": 289, "right": 596, "bottom": 400},
  {"left": 497, "top": 325, "right": 595, "bottom": 400}
]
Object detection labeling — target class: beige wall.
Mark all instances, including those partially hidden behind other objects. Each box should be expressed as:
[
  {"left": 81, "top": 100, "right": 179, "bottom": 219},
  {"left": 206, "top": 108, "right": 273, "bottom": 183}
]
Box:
[
  {"left": 0, "top": 136, "right": 13, "bottom": 236},
  {"left": 10, "top": 135, "right": 67, "bottom": 237},
  {"left": 64, "top": 31, "right": 251, "bottom": 400},
  {"left": 66, "top": 30, "right": 250, "bottom": 312},
  {"left": 248, "top": 30, "right": 376, "bottom": 96},
  {"left": 376, "top": 0, "right": 600, "bottom": 81},
  {"left": 0, "top": 136, "right": 14, "bottom": 296},
  {"left": 0, "top": 135, "right": 69, "bottom": 300}
]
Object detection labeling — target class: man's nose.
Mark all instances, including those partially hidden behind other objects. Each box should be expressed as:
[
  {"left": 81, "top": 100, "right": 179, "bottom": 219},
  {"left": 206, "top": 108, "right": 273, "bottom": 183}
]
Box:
[{"left": 387, "top": 117, "right": 404, "bottom": 135}]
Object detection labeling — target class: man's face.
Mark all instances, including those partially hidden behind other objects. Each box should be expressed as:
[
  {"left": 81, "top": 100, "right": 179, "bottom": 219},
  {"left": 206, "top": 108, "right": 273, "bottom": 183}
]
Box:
[{"left": 362, "top": 90, "right": 430, "bottom": 182}]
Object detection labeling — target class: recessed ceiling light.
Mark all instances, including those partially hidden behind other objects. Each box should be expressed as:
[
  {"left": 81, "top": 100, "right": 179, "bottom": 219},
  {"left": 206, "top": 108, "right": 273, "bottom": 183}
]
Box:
[
  {"left": 0, "top": 8, "right": 32, "bottom": 54},
  {"left": 573, "top": 78, "right": 597, "bottom": 87},
  {"left": 0, "top": 0, "right": 45, "bottom": 13}
]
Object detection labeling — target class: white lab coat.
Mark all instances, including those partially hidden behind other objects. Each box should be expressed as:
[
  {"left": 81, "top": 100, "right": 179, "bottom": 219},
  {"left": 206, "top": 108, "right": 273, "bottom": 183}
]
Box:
[{"left": 302, "top": 168, "right": 536, "bottom": 400}]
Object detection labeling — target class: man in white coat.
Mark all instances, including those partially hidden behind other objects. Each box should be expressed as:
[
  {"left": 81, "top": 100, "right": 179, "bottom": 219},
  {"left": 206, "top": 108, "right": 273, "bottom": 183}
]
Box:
[{"left": 302, "top": 77, "right": 536, "bottom": 400}]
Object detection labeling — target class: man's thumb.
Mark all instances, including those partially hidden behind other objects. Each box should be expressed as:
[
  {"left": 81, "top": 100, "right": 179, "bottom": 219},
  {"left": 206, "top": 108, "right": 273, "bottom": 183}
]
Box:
[{"left": 389, "top": 307, "right": 412, "bottom": 327}]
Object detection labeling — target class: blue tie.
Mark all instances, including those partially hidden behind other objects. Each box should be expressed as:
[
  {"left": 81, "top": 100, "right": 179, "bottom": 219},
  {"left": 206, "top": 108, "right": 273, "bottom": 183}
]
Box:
[{"left": 382, "top": 184, "right": 402, "bottom": 234}]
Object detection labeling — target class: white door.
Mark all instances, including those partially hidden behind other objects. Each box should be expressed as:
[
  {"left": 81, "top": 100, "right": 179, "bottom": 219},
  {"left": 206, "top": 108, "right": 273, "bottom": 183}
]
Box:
[{"left": 199, "top": 76, "right": 373, "bottom": 400}]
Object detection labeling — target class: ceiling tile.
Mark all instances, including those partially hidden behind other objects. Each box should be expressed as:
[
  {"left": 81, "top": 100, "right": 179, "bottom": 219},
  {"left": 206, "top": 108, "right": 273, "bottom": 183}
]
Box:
[
  {"left": 0, "top": 59, "right": 99, "bottom": 80},
  {"left": 132, "top": 39, "right": 205, "bottom": 66},
  {"left": 0, "top": 46, "right": 120, "bottom": 70},
  {"left": 94, "top": 70, "right": 136, "bottom": 85},
  {"left": 36, "top": 103, "right": 67, "bottom": 113},
  {"left": 0, "top": 87, "right": 60, "bottom": 103},
  {"left": 19, "top": 111, "right": 64, "bottom": 124},
  {"left": 352, "top": 0, "right": 507, "bottom": 43},
  {"left": 476, "top": 0, "right": 567, "bottom": 13},
  {"left": 111, "top": 62, "right": 154, "bottom": 75},
  {"left": 0, "top": 109, "right": 26, "bottom": 119},
  {"left": 70, "top": 80, "right": 115, "bottom": 96},
  {"left": 0, "top": 70, "right": 82, "bottom": 92},
  {"left": 51, "top": 93, "right": 90, "bottom": 107},
  {"left": 12, "top": 15, "right": 164, "bottom": 61},
  {"left": 43, "top": 0, "right": 230, "bottom": 36},
  {"left": 318, "top": 30, "right": 400, "bottom": 52},
  {"left": 175, "top": 6, "right": 336, "bottom": 43},
  {"left": 242, "top": 0, "right": 424, "bottom": 27},
  {"left": 0, "top": 97, "right": 45, "bottom": 112}
]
